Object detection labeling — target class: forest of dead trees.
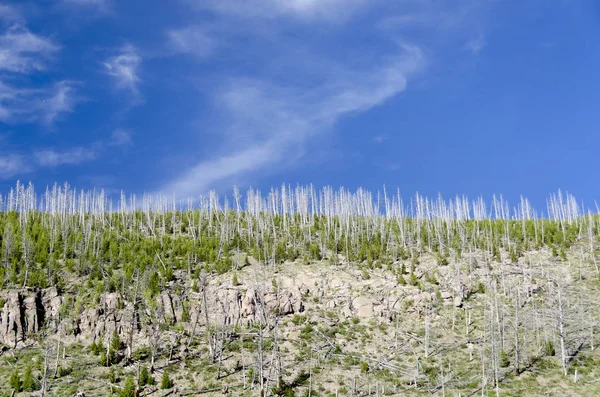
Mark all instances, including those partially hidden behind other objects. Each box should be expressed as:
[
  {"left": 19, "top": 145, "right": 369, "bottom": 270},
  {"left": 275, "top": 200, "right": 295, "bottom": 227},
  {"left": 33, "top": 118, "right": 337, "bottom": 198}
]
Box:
[{"left": 1, "top": 181, "right": 600, "bottom": 396}]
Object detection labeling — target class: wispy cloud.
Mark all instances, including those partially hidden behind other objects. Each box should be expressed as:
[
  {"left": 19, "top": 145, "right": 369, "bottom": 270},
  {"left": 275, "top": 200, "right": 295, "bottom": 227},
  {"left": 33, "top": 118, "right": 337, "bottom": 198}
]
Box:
[
  {"left": 0, "top": 80, "right": 81, "bottom": 125},
  {"left": 465, "top": 33, "right": 486, "bottom": 54},
  {"left": 42, "top": 81, "right": 81, "bottom": 124},
  {"left": 32, "top": 128, "right": 132, "bottom": 168},
  {"left": 0, "top": 25, "right": 59, "bottom": 73},
  {"left": 372, "top": 135, "right": 386, "bottom": 144},
  {"left": 63, "top": 0, "right": 109, "bottom": 6},
  {"left": 190, "top": 0, "right": 371, "bottom": 21},
  {"left": 158, "top": 0, "right": 490, "bottom": 197},
  {"left": 104, "top": 44, "right": 142, "bottom": 97},
  {"left": 0, "top": 154, "right": 28, "bottom": 179},
  {"left": 1, "top": 128, "right": 130, "bottom": 178},
  {"left": 162, "top": 46, "right": 423, "bottom": 196},
  {"left": 0, "top": 13, "right": 81, "bottom": 126},
  {"left": 34, "top": 145, "right": 99, "bottom": 167},
  {"left": 109, "top": 129, "right": 133, "bottom": 147},
  {"left": 167, "top": 26, "right": 215, "bottom": 58},
  {"left": 378, "top": 0, "right": 485, "bottom": 32}
]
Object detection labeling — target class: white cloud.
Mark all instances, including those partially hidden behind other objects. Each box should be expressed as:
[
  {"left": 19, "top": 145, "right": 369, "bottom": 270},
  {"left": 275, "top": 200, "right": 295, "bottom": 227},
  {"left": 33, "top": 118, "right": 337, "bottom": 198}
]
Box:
[
  {"left": 42, "top": 81, "right": 80, "bottom": 124},
  {"left": 167, "top": 26, "right": 215, "bottom": 58},
  {"left": 162, "top": 46, "right": 423, "bottom": 196},
  {"left": 378, "top": 0, "right": 485, "bottom": 32},
  {"left": 34, "top": 146, "right": 98, "bottom": 167},
  {"left": 109, "top": 129, "right": 133, "bottom": 147},
  {"left": 0, "top": 25, "right": 59, "bottom": 73},
  {"left": 163, "top": 144, "right": 275, "bottom": 197},
  {"left": 1, "top": 131, "right": 124, "bottom": 177},
  {"left": 0, "top": 80, "right": 80, "bottom": 125},
  {"left": 465, "top": 33, "right": 486, "bottom": 54},
  {"left": 189, "top": 0, "right": 371, "bottom": 21},
  {"left": 0, "top": 145, "right": 99, "bottom": 178},
  {"left": 161, "top": 0, "right": 490, "bottom": 197},
  {"left": 63, "top": 0, "right": 108, "bottom": 5},
  {"left": 104, "top": 44, "right": 142, "bottom": 96},
  {"left": 0, "top": 154, "right": 28, "bottom": 179},
  {"left": 0, "top": 17, "right": 78, "bottom": 125},
  {"left": 31, "top": 128, "right": 132, "bottom": 168}
]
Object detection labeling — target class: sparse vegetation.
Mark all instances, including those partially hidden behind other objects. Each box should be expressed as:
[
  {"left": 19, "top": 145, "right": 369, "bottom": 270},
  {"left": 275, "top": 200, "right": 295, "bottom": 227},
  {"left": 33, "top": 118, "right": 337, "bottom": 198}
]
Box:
[
  {"left": 0, "top": 183, "right": 599, "bottom": 396},
  {"left": 161, "top": 370, "right": 174, "bottom": 389}
]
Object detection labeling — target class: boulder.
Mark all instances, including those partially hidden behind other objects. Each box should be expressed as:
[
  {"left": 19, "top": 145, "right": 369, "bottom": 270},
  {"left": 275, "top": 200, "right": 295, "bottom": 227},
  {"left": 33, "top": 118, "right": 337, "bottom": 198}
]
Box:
[
  {"left": 353, "top": 296, "right": 375, "bottom": 318},
  {"left": 357, "top": 305, "right": 374, "bottom": 318},
  {"left": 454, "top": 296, "right": 463, "bottom": 308}
]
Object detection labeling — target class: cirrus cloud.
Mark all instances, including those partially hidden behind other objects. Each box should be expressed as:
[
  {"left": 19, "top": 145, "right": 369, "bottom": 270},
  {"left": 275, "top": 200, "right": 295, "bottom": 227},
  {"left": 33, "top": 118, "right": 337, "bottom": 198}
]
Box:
[{"left": 161, "top": 46, "right": 424, "bottom": 197}]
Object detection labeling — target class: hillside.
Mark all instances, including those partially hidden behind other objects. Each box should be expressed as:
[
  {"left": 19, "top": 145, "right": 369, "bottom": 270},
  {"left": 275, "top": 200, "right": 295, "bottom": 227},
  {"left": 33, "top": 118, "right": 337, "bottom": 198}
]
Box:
[{"left": 1, "top": 183, "right": 600, "bottom": 396}]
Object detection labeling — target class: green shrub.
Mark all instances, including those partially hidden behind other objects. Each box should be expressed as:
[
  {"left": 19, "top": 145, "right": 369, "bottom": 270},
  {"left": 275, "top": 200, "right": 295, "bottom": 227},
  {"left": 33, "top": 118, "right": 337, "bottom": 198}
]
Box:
[
  {"left": 181, "top": 300, "right": 190, "bottom": 322},
  {"left": 109, "top": 366, "right": 117, "bottom": 383},
  {"left": 499, "top": 350, "right": 510, "bottom": 368},
  {"left": 58, "top": 365, "right": 72, "bottom": 377},
  {"left": 161, "top": 371, "right": 174, "bottom": 389},
  {"left": 139, "top": 365, "right": 155, "bottom": 386},
  {"left": 291, "top": 314, "right": 306, "bottom": 325},
  {"left": 409, "top": 272, "right": 419, "bottom": 286},
  {"left": 110, "top": 330, "right": 122, "bottom": 352},
  {"left": 361, "top": 269, "right": 370, "bottom": 280},
  {"left": 119, "top": 377, "right": 136, "bottom": 397},
  {"left": 544, "top": 341, "right": 556, "bottom": 357},
  {"left": 360, "top": 362, "right": 369, "bottom": 373},
  {"left": 90, "top": 340, "right": 100, "bottom": 355},
  {"left": 100, "top": 350, "right": 108, "bottom": 366},
  {"left": 22, "top": 365, "right": 36, "bottom": 391},
  {"left": 476, "top": 282, "right": 485, "bottom": 294},
  {"left": 9, "top": 369, "right": 21, "bottom": 391}
]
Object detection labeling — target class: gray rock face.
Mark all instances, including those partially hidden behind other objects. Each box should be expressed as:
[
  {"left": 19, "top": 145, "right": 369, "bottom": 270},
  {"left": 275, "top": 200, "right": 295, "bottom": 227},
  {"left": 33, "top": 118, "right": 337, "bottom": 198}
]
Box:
[
  {"left": 0, "top": 277, "right": 305, "bottom": 350},
  {"left": 43, "top": 287, "right": 62, "bottom": 330},
  {"left": 0, "top": 290, "right": 24, "bottom": 347},
  {"left": 0, "top": 289, "right": 45, "bottom": 347}
]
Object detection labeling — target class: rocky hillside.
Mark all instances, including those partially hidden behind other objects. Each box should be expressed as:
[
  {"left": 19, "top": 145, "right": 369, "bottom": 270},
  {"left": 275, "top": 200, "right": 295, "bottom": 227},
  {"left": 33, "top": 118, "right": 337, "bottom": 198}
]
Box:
[
  {"left": 2, "top": 245, "right": 600, "bottom": 397},
  {"left": 1, "top": 184, "right": 600, "bottom": 396}
]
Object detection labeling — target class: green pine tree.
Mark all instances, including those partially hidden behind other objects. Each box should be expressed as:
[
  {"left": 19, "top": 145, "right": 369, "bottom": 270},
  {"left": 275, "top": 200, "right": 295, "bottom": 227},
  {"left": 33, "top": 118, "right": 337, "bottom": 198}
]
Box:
[
  {"left": 499, "top": 350, "right": 510, "bottom": 368},
  {"left": 119, "top": 377, "right": 136, "bottom": 397},
  {"left": 139, "top": 365, "right": 155, "bottom": 387},
  {"left": 109, "top": 366, "right": 117, "bottom": 383},
  {"left": 110, "top": 329, "right": 121, "bottom": 351},
  {"left": 9, "top": 369, "right": 21, "bottom": 392},
  {"left": 160, "top": 371, "right": 174, "bottom": 389},
  {"left": 544, "top": 341, "right": 556, "bottom": 356},
  {"left": 22, "top": 365, "right": 35, "bottom": 391},
  {"left": 90, "top": 340, "right": 99, "bottom": 355},
  {"left": 100, "top": 350, "right": 109, "bottom": 367}
]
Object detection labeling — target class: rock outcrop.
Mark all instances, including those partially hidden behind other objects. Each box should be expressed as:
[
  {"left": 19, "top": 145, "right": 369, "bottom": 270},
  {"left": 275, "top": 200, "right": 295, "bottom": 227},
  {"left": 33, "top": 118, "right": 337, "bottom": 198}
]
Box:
[
  {"left": 0, "top": 278, "right": 306, "bottom": 349},
  {"left": 0, "top": 289, "right": 45, "bottom": 347}
]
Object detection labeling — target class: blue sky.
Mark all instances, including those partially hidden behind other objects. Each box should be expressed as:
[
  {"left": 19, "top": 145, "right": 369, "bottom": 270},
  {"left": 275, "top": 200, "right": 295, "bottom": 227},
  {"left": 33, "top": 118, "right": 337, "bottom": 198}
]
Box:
[{"left": 0, "top": 0, "right": 599, "bottom": 210}]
